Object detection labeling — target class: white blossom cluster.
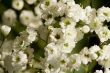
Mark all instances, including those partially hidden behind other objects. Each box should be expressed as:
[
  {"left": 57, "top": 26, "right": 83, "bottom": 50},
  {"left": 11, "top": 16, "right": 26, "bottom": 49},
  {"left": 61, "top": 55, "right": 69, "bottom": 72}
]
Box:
[{"left": 0, "top": 0, "right": 110, "bottom": 73}]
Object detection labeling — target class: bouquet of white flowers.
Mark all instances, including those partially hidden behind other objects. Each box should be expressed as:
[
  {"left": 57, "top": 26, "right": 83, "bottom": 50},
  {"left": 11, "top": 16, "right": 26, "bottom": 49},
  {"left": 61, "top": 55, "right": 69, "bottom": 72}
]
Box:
[{"left": 0, "top": 0, "right": 110, "bottom": 73}]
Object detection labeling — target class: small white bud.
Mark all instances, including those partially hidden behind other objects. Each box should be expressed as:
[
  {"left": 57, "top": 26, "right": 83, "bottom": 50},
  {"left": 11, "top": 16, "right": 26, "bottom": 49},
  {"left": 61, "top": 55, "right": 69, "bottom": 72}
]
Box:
[
  {"left": 1, "top": 25, "right": 11, "bottom": 36},
  {"left": 81, "top": 25, "right": 90, "bottom": 33},
  {"left": 12, "top": 0, "right": 24, "bottom": 10}
]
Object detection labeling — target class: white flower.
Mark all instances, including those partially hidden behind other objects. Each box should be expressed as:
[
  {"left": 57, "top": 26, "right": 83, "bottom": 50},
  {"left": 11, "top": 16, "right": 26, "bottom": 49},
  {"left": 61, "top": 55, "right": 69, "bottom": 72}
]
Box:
[
  {"left": 28, "top": 16, "right": 42, "bottom": 29},
  {"left": 67, "top": 4, "right": 86, "bottom": 22},
  {"left": 34, "top": 4, "right": 43, "bottom": 18},
  {"left": 66, "top": 0, "right": 75, "bottom": 6},
  {"left": 104, "top": 68, "right": 110, "bottom": 73},
  {"left": 80, "top": 47, "right": 92, "bottom": 64},
  {"left": 89, "top": 17, "right": 103, "bottom": 31},
  {"left": 20, "top": 10, "right": 34, "bottom": 26},
  {"left": 44, "top": 18, "right": 54, "bottom": 25},
  {"left": 12, "top": 0, "right": 24, "bottom": 10},
  {"left": 47, "top": 2, "right": 67, "bottom": 17},
  {"left": 13, "top": 36, "right": 26, "bottom": 51},
  {"left": 96, "top": 26, "right": 110, "bottom": 42},
  {"left": 59, "top": 54, "right": 69, "bottom": 70},
  {"left": 97, "top": 6, "right": 110, "bottom": 22},
  {"left": 43, "top": 0, "right": 57, "bottom": 7},
  {"left": 45, "top": 55, "right": 60, "bottom": 73},
  {"left": 49, "top": 28, "right": 64, "bottom": 44},
  {"left": 13, "top": 27, "right": 37, "bottom": 51},
  {"left": 45, "top": 43, "right": 60, "bottom": 57},
  {"left": 2, "top": 9, "right": 16, "bottom": 26},
  {"left": 62, "top": 40, "right": 75, "bottom": 53},
  {"left": 25, "top": 0, "right": 36, "bottom": 5},
  {"left": 76, "top": 28, "right": 84, "bottom": 41},
  {"left": 98, "top": 44, "right": 110, "bottom": 68},
  {"left": 84, "top": 6, "right": 96, "bottom": 24},
  {"left": 80, "top": 25, "right": 90, "bottom": 33},
  {"left": 64, "top": 24, "right": 77, "bottom": 41},
  {"left": 98, "top": 44, "right": 110, "bottom": 61},
  {"left": 48, "top": 24, "right": 77, "bottom": 53},
  {"left": 68, "top": 54, "right": 81, "bottom": 70},
  {"left": 1, "top": 25, "right": 11, "bottom": 36},
  {"left": 45, "top": 66, "right": 60, "bottom": 73},
  {"left": 89, "top": 45, "right": 101, "bottom": 60},
  {"left": 12, "top": 51, "right": 28, "bottom": 70},
  {"left": 60, "top": 17, "right": 76, "bottom": 28},
  {"left": 26, "top": 27, "right": 37, "bottom": 43},
  {"left": 95, "top": 70, "right": 103, "bottom": 73},
  {"left": 61, "top": 25, "right": 77, "bottom": 53},
  {"left": 98, "top": 58, "right": 110, "bottom": 69}
]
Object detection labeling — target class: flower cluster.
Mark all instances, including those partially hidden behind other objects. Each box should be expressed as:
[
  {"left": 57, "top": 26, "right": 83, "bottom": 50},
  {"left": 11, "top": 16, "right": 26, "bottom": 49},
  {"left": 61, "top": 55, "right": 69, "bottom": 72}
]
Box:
[{"left": 0, "top": 0, "right": 110, "bottom": 73}]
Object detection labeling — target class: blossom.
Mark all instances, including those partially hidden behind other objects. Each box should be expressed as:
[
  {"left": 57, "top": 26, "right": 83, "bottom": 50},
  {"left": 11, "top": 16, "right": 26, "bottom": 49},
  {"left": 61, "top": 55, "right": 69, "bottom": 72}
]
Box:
[
  {"left": 12, "top": 0, "right": 24, "bottom": 10},
  {"left": 98, "top": 44, "right": 110, "bottom": 68},
  {"left": 49, "top": 28, "right": 64, "bottom": 44},
  {"left": 12, "top": 51, "right": 28, "bottom": 71},
  {"left": 89, "top": 17, "right": 103, "bottom": 31},
  {"left": 68, "top": 54, "right": 81, "bottom": 70},
  {"left": 97, "top": 6, "right": 110, "bottom": 22},
  {"left": 1, "top": 0, "right": 110, "bottom": 73},
  {"left": 76, "top": 28, "right": 84, "bottom": 41},
  {"left": 45, "top": 43, "right": 60, "bottom": 57},
  {"left": 34, "top": 4, "right": 43, "bottom": 18},
  {"left": 104, "top": 68, "right": 110, "bottom": 73},
  {"left": 80, "top": 47, "right": 92, "bottom": 65},
  {"left": 89, "top": 45, "right": 101, "bottom": 60},
  {"left": 28, "top": 16, "right": 43, "bottom": 29},
  {"left": 84, "top": 6, "right": 96, "bottom": 24},
  {"left": 96, "top": 26, "right": 110, "bottom": 42},
  {"left": 2, "top": 9, "right": 16, "bottom": 26},
  {"left": 48, "top": 2, "right": 67, "bottom": 17},
  {"left": 80, "top": 25, "right": 90, "bottom": 33},
  {"left": 13, "top": 27, "right": 37, "bottom": 51},
  {"left": 25, "top": 0, "right": 36, "bottom": 5},
  {"left": 1, "top": 25, "right": 11, "bottom": 36},
  {"left": 26, "top": 27, "right": 37, "bottom": 43},
  {"left": 95, "top": 70, "right": 103, "bottom": 73},
  {"left": 67, "top": 4, "right": 86, "bottom": 22},
  {"left": 20, "top": 10, "right": 35, "bottom": 26}
]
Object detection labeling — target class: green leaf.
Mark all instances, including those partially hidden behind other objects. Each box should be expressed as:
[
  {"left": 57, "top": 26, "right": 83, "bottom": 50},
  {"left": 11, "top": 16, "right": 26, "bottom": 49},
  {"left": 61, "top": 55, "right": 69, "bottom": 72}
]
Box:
[
  {"left": 31, "top": 37, "right": 47, "bottom": 60},
  {"left": 74, "top": 0, "right": 92, "bottom": 8},
  {"left": 72, "top": 35, "right": 89, "bottom": 53},
  {"left": 74, "top": 64, "right": 86, "bottom": 73},
  {"left": 75, "top": 21, "right": 85, "bottom": 28},
  {"left": 91, "top": 0, "right": 105, "bottom": 9},
  {"left": 13, "top": 21, "right": 26, "bottom": 33},
  {"left": 83, "top": 61, "right": 97, "bottom": 73},
  {"left": 73, "top": 61, "right": 97, "bottom": 73},
  {"left": 0, "top": 3, "right": 7, "bottom": 15}
]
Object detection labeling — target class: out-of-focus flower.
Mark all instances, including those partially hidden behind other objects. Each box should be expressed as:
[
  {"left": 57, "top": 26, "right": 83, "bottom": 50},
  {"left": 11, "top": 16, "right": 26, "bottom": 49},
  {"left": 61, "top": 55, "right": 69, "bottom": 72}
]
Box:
[
  {"left": 2, "top": 9, "right": 17, "bottom": 26},
  {"left": 25, "top": 0, "right": 37, "bottom": 5},
  {"left": 1, "top": 25, "right": 11, "bottom": 36},
  {"left": 12, "top": 0, "right": 24, "bottom": 10},
  {"left": 20, "top": 10, "right": 35, "bottom": 26}
]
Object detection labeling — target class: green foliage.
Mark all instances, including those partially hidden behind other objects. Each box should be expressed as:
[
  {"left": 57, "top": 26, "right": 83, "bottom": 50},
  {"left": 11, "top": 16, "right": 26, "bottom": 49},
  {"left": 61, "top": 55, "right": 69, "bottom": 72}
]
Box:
[
  {"left": 91, "top": 0, "right": 104, "bottom": 9},
  {"left": 75, "top": 0, "right": 110, "bottom": 9},
  {"left": 75, "top": 0, "right": 91, "bottom": 8},
  {"left": 31, "top": 37, "right": 47, "bottom": 61}
]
